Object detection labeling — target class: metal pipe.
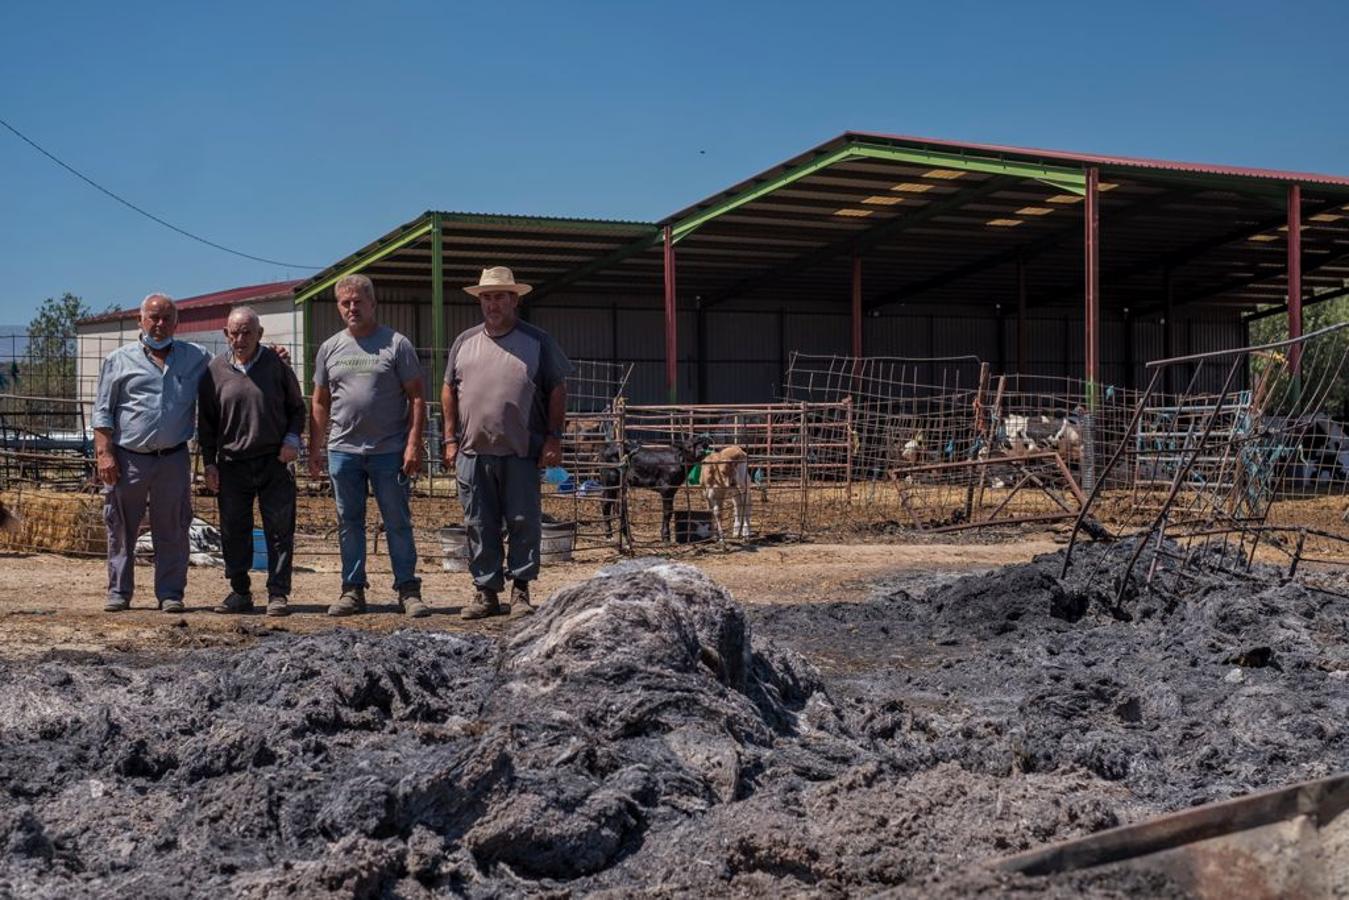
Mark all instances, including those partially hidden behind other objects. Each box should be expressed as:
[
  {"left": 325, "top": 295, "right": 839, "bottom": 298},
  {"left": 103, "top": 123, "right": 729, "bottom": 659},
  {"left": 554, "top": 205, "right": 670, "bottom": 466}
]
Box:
[
  {"left": 1016, "top": 253, "right": 1027, "bottom": 373},
  {"left": 1084, "top": 166, "right": 1101, "bottom": 411},
  {"left": 851, "top": 253, "right": 863, "bottom": 362},
  {"left": 430, "top": 213, "right": 446, "bottom": 396},
  {"left": 1288, "top": 183, "right": 1303, "bottom": 378},
  {"left": 663, "top": 225, "right": 678, "bottom": 402}
]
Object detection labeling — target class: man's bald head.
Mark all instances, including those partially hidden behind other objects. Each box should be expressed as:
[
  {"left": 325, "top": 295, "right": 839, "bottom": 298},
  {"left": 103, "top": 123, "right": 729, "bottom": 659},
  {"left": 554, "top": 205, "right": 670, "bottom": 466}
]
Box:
[
  {"left": 224, "top": 305, "right": 264, "bottom": 363},
  {"left": 139, "top": 293, "right": 177, "bottom": 346},
  {"left": 227, "top": 306, "right": 262, "bottom": 330}
]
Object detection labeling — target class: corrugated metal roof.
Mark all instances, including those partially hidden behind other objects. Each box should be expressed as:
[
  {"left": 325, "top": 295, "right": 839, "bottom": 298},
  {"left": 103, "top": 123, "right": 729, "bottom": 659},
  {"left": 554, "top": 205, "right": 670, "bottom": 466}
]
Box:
[
  {"left": 77, "top": 280, "right": 301, "bottom": 326},
  {"left": 847, "top": 131, "right": 1349, "bottom": 188}
]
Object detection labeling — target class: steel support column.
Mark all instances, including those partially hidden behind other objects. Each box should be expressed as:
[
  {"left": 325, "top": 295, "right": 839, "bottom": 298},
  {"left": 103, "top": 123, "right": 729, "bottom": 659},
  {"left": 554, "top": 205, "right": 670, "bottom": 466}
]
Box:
[
  {"left": 1084, "top": 167, "right": 1101, "bottom": 410},
  {"left": 1163, "top": 267, "right": 1175, "bottom": 395},
  {"left": 430, "top": 213, "right": 445, "bottom": 396},
  {"left": 851, "top": 252, "right": 863, "bottom": 359},
  {"left": 1082, "top": 167, "right": 1101, "bottom": 494},
  {"left": 696, "top": 302, "right": 709, "bottom": 403},
  {"left": 1016, "top": 253, "right": 1027, "bottom": 373},
  {"left": 1288, "top": 184, "right": 1303, "bottom": 378},
  {"left": 663, "top": 225, "right": 678, "bottom": 402}
]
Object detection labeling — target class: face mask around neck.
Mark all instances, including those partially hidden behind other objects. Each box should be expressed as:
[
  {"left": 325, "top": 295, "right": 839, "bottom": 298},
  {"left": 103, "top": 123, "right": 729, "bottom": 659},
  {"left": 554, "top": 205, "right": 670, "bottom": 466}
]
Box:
[{"left": 140, "top": 332, "right": 173, "bottom": 351}]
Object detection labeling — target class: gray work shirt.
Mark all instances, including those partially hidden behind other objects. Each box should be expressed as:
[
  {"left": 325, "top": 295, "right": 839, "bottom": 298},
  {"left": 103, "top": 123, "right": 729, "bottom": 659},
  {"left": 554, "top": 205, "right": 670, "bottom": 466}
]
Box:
[
  {"left": 313, "top": 325, "right": 423, "bottom": 456},
  {"left": 445, "top": 321, "right": 571, "bottom": 459},
  {"left": 92, "top": 339, "right": 211, "bottom": 452}
]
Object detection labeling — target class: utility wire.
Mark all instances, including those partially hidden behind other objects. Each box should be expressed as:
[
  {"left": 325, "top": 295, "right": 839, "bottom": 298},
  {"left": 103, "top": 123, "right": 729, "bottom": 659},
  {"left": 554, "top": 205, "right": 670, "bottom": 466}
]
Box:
[{"left": 0, "top": 115, "right": 321, "bottom": 270}]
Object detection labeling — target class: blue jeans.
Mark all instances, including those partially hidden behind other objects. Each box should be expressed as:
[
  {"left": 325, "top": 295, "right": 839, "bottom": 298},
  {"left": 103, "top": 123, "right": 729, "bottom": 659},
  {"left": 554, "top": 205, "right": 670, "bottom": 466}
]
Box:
[{"left": 329, "top": 450, "right": 420, "bottom": 591}]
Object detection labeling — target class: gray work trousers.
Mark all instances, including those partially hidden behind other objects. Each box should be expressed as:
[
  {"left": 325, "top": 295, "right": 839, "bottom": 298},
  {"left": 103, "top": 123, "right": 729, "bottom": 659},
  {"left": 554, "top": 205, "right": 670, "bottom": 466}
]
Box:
[
  {"left": 455, "top": 453, "right": 541, "bottom": 592},
  {"left": 103, "top": 445, "right": 192, "bottom": 604}
]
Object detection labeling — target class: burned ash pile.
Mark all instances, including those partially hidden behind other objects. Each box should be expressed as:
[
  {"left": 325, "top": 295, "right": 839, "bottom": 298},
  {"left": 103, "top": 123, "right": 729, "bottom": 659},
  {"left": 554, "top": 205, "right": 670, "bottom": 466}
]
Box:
[
  {"left": 755, "top": 541, "right": 1349, "bottom": 813},
  {"left": 3, "top": 551, "right": 1346, "bottom": 898},
  {"left": 0, "top": 562, "right": 887, "bottom": 898}
]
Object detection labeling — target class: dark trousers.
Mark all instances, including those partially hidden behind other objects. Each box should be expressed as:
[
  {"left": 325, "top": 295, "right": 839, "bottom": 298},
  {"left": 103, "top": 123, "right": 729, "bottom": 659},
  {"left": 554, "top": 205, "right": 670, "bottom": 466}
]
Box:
[
  {"left": 455, "top": 453, "right": 541, "bottom": 592},
  {"left": 217, "top": 455, "right": 297, "bottom": 597}
]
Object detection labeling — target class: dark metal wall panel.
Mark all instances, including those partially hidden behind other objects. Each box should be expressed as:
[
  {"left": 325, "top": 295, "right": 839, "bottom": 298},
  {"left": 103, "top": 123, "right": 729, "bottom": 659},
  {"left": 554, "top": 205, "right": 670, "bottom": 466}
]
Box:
[
  {"left": 705, "top": 363, "right": 781, "bottom": 403},
  {"left": 783, "top": 312, "right": 849, "bottom": 355},
  {"left": 624, "top": 362, "right": 696, "bottom": 404},
  {"left": 863, "top": 315, "right": 932, "bottom": 357},
  {"left": 531, "top": 307, "right": 613, "bottom": 359},
  {"left": 705, "top": 311, "right": 779, "bottom": 361},
  {"left": 933, "top": 316, "right": 997, "bottom": 361}
]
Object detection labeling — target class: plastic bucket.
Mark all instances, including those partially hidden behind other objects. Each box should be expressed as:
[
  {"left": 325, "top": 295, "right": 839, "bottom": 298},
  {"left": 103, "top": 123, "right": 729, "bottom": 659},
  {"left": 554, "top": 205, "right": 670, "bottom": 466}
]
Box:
[
  {"left": 251, "top": 529, "right": 267, "bottom": 570},
  {"left": 540, "top": 521, "right": 576, "bottom": 563},
  {"left": 439, "top": 525, "right": 471, "bottom": 572},
  {"left": 673, "top": 510, "right": 714, "bottom": 544}
]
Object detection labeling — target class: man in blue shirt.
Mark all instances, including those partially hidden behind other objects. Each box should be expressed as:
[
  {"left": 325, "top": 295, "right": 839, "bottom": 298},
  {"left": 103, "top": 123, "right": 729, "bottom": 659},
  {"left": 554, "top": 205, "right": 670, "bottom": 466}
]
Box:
[{"left": 93, "top": 294, "right": 211, "bottom": 613}]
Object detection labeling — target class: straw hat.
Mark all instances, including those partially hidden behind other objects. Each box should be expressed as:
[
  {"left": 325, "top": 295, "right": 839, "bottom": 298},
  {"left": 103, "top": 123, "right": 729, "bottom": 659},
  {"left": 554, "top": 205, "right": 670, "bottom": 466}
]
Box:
[{"left": 464, "top": 266, "right": 533, "bottom": 297}]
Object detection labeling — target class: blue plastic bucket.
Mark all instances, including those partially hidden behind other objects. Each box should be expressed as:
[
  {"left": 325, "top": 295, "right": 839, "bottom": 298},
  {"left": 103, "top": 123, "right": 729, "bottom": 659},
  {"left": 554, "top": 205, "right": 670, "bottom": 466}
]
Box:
[{"left": 251, "top": 529, "right": 267, "bottom": 570}]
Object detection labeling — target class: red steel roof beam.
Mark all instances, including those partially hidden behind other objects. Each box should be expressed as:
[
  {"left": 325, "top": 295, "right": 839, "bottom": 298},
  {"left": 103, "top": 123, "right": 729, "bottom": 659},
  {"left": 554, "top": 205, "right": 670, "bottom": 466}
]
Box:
[
  {"left": 663, "top": 225, "right": 678, "bottom": 403},
  {"left": 1288, "top": 184, "right": 1303, "bottom": 378}
]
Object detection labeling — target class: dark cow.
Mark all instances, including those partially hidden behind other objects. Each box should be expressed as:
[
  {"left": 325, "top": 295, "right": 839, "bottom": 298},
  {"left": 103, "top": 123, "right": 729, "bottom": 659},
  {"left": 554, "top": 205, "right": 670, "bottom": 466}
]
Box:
[{"left": 600, "top": 435, "right": 712, "bottom": 543}]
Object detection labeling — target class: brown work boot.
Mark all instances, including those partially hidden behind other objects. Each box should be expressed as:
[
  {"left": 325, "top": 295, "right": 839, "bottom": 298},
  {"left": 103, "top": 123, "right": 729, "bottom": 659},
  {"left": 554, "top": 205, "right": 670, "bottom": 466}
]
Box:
[
  {"left": 328, "top": 586, "right": 367, "bottom": 617},
  {"left": 509, "top": 580, "right": 535, "bottom": 617},
  {"left": 398, "top": 582, "right": 431, "bottom": 619},
  {"left": 266, "top": 594, "right": 289, "bottom": 617},
  {"left": 460, "top": 588, "right": 503, "bottom": 620}
]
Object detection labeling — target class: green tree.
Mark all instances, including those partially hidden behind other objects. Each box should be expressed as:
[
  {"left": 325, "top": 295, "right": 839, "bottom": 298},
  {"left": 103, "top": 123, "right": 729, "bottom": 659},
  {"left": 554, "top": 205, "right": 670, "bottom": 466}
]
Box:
[
  {"left": 24, "top": 292, "right": 90, "bottom": 398},
  {"left": 1249, "top": 294, "right": 1349, "bottom": 419}
]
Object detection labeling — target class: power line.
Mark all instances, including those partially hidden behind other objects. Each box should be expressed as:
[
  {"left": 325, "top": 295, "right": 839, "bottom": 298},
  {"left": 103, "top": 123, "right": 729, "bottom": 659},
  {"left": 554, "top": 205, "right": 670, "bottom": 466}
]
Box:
[{"left": 0, "top": 115, "right": 322, "bottom": 270}]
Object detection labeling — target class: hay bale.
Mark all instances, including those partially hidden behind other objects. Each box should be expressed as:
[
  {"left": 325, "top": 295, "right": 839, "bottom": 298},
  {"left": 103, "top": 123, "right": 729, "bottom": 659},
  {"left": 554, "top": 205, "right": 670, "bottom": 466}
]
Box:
[{"left": 0, "top": 488, "right": 106, "bottom": 555}]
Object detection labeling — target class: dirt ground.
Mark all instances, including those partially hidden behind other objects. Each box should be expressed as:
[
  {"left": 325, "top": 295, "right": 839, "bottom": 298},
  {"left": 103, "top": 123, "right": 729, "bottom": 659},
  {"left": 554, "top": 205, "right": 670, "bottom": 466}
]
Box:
[{"left": 0, "top": 539, "right": 1056, "bottom": 659}]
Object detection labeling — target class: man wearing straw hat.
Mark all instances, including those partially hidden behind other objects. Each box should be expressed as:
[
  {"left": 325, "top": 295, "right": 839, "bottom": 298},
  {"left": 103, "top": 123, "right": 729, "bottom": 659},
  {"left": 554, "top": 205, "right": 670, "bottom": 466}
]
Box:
[{"left": 442, "top": 266, "right": 571, "bottom": 620}]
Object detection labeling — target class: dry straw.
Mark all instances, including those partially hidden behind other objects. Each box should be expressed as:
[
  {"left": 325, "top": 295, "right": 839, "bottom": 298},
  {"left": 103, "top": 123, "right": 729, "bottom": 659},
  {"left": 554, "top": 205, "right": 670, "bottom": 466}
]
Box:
[{"left": 0, "top": 487, "right": 106, "bottom": 555}]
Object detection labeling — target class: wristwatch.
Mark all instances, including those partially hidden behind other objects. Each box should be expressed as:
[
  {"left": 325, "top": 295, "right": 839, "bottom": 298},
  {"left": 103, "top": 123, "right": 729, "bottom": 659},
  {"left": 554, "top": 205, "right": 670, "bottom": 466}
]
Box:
[{"left": 548, "top": 429, "right": 564, "bottom": 439}]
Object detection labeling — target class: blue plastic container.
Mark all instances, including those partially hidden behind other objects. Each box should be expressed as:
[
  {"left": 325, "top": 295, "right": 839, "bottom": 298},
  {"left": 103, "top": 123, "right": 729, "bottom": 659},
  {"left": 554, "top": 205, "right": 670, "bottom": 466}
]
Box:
[{"left": 251, "top": 529, "right": 267, "bottom": 570}]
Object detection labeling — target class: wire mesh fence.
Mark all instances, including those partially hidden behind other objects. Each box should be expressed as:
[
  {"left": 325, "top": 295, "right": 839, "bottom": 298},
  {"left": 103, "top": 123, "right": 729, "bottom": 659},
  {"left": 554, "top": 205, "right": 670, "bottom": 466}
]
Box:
[
  {"left": 1063, "top": 321, "right": 1349, "bottom": 602},
  {"left": 5, "top": 330, "right": 1347, "bottom": 563}
]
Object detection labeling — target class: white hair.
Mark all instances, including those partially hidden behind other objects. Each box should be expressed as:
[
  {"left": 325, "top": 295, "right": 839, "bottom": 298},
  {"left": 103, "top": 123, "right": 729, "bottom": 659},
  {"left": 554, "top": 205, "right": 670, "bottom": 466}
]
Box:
[
  {"left": 334, "top": 274, "right": 376, "bottom": 301},
  {"left": 227, "top": 306, "right": 262, "bottom": 329}
]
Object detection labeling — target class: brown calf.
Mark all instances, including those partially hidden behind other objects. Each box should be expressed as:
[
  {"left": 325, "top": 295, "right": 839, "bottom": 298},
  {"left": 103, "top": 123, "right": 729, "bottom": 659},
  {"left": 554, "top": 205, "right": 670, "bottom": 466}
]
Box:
[{"left": 699, "top": 446, "right": 751, "bottom": 541}]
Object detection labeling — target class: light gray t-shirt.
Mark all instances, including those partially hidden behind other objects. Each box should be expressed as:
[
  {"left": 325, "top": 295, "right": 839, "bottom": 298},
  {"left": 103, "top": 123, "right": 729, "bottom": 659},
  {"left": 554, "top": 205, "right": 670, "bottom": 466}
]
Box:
[
  {"left": 445, "top": 321, "right": 571, "bottom": 458},
  {"left": 313, "top": 325, "right": 423, "bottom": 455}
]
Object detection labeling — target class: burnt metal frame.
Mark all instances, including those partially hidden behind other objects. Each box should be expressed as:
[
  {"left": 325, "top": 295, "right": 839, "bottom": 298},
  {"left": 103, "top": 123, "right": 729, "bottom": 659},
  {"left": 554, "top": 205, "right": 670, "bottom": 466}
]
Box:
[{"left": 1060, "top": 321, "right": 1349, "bottom": 597}]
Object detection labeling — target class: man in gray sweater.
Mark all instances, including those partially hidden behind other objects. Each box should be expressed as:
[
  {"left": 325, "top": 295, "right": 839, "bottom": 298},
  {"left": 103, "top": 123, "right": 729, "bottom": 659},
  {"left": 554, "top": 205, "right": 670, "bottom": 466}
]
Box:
[{"left": 198, "top": 306, "right": 306, "bottom": 617}]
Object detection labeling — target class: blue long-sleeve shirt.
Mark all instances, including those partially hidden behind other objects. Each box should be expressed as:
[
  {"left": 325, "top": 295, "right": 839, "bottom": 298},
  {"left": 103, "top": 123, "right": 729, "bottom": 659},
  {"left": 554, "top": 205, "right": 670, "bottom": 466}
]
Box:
[{"left": 92, "top": 340, "right": 211, "bottom": 452}]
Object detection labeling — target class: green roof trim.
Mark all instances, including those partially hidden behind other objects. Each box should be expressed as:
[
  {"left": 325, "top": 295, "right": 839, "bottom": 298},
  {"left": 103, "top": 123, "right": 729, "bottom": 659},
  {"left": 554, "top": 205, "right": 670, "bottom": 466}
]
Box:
[
  {"left": 293, "top": 210, "right": 659, "bottom": 305},
  {"left": 666, "top": 140, "right": 1087, "bottom": 244}
]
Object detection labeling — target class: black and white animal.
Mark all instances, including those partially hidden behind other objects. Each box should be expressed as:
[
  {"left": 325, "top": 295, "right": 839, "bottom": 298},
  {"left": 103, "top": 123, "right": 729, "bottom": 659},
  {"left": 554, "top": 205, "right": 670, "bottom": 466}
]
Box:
[
  {"left": 699, "top": 445, "right": 751, "bottom": 541},
  {"left": 599, "top": 435, "right": 712, "bottom": 543}
]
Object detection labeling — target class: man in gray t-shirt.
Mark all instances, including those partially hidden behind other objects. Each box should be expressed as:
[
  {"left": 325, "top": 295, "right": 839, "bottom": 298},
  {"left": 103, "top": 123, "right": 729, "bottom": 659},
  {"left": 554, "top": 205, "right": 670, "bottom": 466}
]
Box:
[
  {"left": 309, "top": 273, "right": 430, "bottom": 618},
  {"left": 442, "top": 266, "right": 571, "bottom": 620}
]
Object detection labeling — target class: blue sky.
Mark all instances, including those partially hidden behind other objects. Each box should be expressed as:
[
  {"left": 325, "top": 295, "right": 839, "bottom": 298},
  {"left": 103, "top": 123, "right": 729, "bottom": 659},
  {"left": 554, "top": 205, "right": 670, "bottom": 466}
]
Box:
[{"left": 3, "top": 0, "right": 1348, "bottom": 324}]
